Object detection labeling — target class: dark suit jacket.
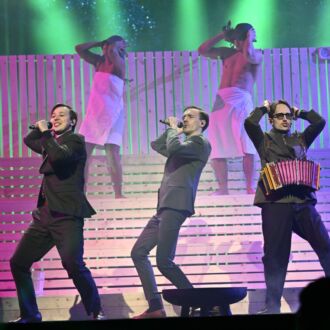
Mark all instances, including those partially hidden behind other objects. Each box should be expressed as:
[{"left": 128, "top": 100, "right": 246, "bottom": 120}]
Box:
[
  {"left": 151, "top": 128, "right": 211, "bottom": 216},
  {"left": 24, "top": 129, "right": 96, "bottom": 218},
  {"left": 244, "top": 107, "right": 326, "bottom": 205}
]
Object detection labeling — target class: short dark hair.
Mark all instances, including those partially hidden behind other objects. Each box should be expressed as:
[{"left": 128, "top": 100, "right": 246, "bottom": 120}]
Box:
[
  {"left": 269, "top": 100, "right": 294, "bottom": 118},
  {"left": 183, "top": 105, "right": 209, "bottom": 132},
  {"left": 51, "top": 103, "right": 77, "bottom": 131}
]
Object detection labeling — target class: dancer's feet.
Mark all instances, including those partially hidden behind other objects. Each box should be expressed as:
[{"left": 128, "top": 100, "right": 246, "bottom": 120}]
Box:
[{"left": 209, "top": 188, "right": 229, "bottom": 196}]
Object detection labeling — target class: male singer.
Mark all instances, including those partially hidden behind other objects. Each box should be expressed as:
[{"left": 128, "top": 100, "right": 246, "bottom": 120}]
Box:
[
  {"left": 131, "top": 106, "right": 211, "bottom": 318},
  {"left": 244, "top": 100, "right": 330, "bottom": 314},
  {"left": 10, "top": 104, "right": 104, "bottom": 322}
]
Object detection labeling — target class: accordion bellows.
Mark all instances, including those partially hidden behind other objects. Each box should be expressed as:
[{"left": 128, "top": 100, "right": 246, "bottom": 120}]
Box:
[{"left": 260, "top": 159, "right": 321, "bottom": 195}]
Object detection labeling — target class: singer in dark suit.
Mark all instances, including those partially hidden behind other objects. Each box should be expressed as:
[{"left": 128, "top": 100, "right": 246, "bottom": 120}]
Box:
[
  {"left": 10, "top": 104, "right": 103, "bottom": 323},
  {"left": 131, "top": 106, "right": 211, "bottom": 318}
]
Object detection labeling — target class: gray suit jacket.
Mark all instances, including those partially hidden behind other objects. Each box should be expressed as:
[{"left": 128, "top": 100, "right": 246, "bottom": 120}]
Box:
[{"left": 151, "top": 128, "right": 211, "bottom": 216}]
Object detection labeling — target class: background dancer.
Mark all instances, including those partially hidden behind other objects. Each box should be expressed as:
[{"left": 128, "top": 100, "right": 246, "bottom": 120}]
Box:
[
  {"left": 75, "top": 35, "right": 127, "bottom": 198},
  {"left": 198, "top": 21, "right": 262, "bottom": 195}
]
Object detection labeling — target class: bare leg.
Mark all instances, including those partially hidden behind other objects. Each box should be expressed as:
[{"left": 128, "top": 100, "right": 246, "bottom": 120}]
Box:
[
  {"left": 84, "top": 143, "right": 95, "bottom": 193},
  {"left": 104, "top": 144, "right": 125, "bottom": 198},
  {"left": 243, "top": 153, "right": 255, "bottom": 194},
  {"left": 210, "top": 158, "right": 228, "bottom": 195}
]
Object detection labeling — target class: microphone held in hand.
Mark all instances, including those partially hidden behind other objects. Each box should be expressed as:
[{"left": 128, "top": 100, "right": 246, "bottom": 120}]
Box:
[
  {"left": 159, "top": 119, "right": 183, "bottom": 128},
  {"left": 29, "top": 122, "right": 53, "bottom": 130}
]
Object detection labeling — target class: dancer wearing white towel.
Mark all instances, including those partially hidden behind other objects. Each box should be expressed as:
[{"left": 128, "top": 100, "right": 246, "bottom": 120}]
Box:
[
  {"left": 198, "top": 22, "right": 262, "bottom": 195},
  {"left": 75, "top": 35, "right": 127, "bottom": 198}
]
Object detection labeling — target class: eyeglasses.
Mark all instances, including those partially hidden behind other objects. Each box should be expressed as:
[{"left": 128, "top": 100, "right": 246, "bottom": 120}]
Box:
[{"left": 273, "top": 113, "right": 293, "bottom": 120}]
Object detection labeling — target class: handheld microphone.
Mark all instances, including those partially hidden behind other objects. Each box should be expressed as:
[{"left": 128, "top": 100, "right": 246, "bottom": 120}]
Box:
[
  {"left": 159, "top": 119, "right": 183, "bottom": 128},
  {"left": 29, "top": 122, "right": 53, "bottom": 130}
]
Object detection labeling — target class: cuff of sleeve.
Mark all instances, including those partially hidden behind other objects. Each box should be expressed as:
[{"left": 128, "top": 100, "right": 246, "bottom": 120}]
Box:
[
  {"left": 297, "top": 110, "right": 307, "bottom": 119},
  {"left": 260, "top": 106, "right": 268, "bottom": 114}
]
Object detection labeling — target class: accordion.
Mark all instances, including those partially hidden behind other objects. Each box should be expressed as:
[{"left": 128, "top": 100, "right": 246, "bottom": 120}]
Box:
[{"left": 260, "top": 159, "right": 321, "bottom": 195}]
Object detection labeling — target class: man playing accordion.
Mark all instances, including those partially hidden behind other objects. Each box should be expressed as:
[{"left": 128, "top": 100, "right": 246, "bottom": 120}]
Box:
[{"left": 244, "top": 99, "right": 330, "bottom": 314}]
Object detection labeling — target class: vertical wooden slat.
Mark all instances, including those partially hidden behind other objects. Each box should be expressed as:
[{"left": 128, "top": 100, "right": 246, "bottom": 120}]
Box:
[
  {"left": 173, "top": 51, "right": 183, "bottom": 119},
  {"left": 73, "top": 55, "right": 82, "bottom": 121},
  {"left": 127, "top": 52, "right": 138, "bottom": 155},
  {"left": 254, "top": 51, "right": 264, "bottom": 109},
  {"left": 191, "top": 52, "right": 201, "bottom": 107},
  {"left": 0, "top": 56, "right": 10, "bottom": 157},
  {"left": 308, "top": 47, "right": 321, "bottom": 149},
  {"left": 317, "top": 54, "right": 329, "bottom": 148},
  {"left": 208, "top": 58, "right": 219, "bottom": 113},
  {"left": 290, "top": 48, "right": 302, "bottom": 132},
  {"left": 199, "top": 56, "right": 211, "bottom": 113},
  {"left": 26, "top": 55, "right": 37, "bottom": 158},
  {"left": 281, "top": 48, "right": 292, "bottom": 104},
  {"left": 163, "top": 51, "right": 174, "bottom": 119},
  {"left": 154, "top": 52, "right": 166, "bottom": 137},
  {"left": 45, "top": 55, "right": 55, "bottom": 117},
  {"left": 55, "top": 55, "right": 64, "bottom": 105},
  {"left": 122, "top": 60, "right": 130, "bottom": 156},
  {"left": 82, "top": 60, "right": 92, "bottom": 120},
  {"left": 299, "top": 48, "right": 310, "bottom": 132},
  {"left": 64, "top": 55, "right": 73, "bottom": 107},
  {"left": 136, "top": 52, "right": 147, "bottom": 154},
  {"left": 36, "top": 55, "right": 47, "bottom": 121},
  {"left": 9, "top": 56, "right": 19, "bottom": 157},
  {"left": 263, "top": 49, "right": 273, "bottom": 102},
  {"left": 181, "top": 51, "right": 192, "bottom": 110},
  {"left": 145, "top": 51, "right": 157, "bottom": 146},
  {"left": 18, "top": 55, "right": 28, "bottom": 157},
  {"left": 272, "top": 48, "right": 283, "bottom": 101}
]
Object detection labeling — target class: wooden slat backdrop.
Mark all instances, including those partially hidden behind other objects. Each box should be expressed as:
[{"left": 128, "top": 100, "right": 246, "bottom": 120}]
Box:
[{"left": 0, "top": 47, "right": 329, "bottom": 157}]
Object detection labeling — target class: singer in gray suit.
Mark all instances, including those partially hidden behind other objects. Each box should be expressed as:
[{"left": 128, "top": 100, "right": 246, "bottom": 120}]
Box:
[{"left": 131, "top": 106, "right": 211, "bottom": 319}]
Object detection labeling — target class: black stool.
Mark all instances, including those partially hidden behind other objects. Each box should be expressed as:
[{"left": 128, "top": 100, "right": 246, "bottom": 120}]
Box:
[{"left": 162, "top": 287, "right": 247, "bottom": 317}]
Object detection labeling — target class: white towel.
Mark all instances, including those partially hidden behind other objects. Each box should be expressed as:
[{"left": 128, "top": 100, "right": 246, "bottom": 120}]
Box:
[
  {"left": 209, "top": 87, "right": 256, "bottom": 159},
  {"left": 79, "top": 72, "right": 124, "bottom": 146}
]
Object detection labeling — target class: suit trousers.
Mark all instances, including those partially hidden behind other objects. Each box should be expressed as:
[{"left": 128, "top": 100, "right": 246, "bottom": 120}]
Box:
[
  {"left": 261, "top": 202, "right": 330, "bottom": 310},
  {"left": 10, "top": 206, "right": 101, "bottom": 317},
  {"left": 131, "top": 208, "right": 193, "bottom": 305}
]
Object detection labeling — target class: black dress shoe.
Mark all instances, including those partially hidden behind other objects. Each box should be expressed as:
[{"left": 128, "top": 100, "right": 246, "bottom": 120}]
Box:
[
  {"left": 10, "top": 312, "right": 42, "bottom": 323},
  {"left": 93, "top": 309, "right": 106, "bottom": 320}
]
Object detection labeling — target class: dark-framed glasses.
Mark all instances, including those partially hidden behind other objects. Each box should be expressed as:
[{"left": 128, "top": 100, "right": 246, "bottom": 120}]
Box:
[{"left": 273, "top": 113, "right": 293, "bottom": 120}]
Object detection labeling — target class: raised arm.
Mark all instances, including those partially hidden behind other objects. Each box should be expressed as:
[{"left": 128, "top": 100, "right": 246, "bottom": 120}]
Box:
[
  {"left": 242, "top": 28, "right": 263, "bottom": 64},
  {"left": 299, "top": 110, "right": 326, "bottom": 148},
  {"left": 75, "top": 40, "right": 103, "bottom": 66},
  {"left": 244, "top": 100, "right": 269, "bottom": 152},
  {"left": 198, "top": 31, "right": 235, "bottom": 60}
]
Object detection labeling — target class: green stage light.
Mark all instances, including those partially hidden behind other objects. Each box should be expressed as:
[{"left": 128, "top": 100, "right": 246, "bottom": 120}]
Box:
[
  {"left": 317, "top": 1, "right": 330, "bottom": 46},
  {"left": 174, "top": 0, "right": 207, "bottom": 50},
  {"left": 95, "top": 0, "right": 128, "bottom": 41},
  {"left": 228, "top": 0, "right": 275, "bottom": 49},
  {"left": 27, "top": 0, "right": 83, "bottom": 54}
]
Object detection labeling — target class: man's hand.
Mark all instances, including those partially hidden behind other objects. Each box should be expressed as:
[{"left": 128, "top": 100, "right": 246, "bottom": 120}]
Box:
[
  {"left": 292, "top": 106, "right": 300, "bottom": 120},
  {"left": 35, "top": 120, "right": 52, "bottom": 133},
  {"left": 167, "top": 116, "right": 183, "bottom": 134},
  {"left": 263, "top": 100, "right": 271, "bottom": 112}
]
